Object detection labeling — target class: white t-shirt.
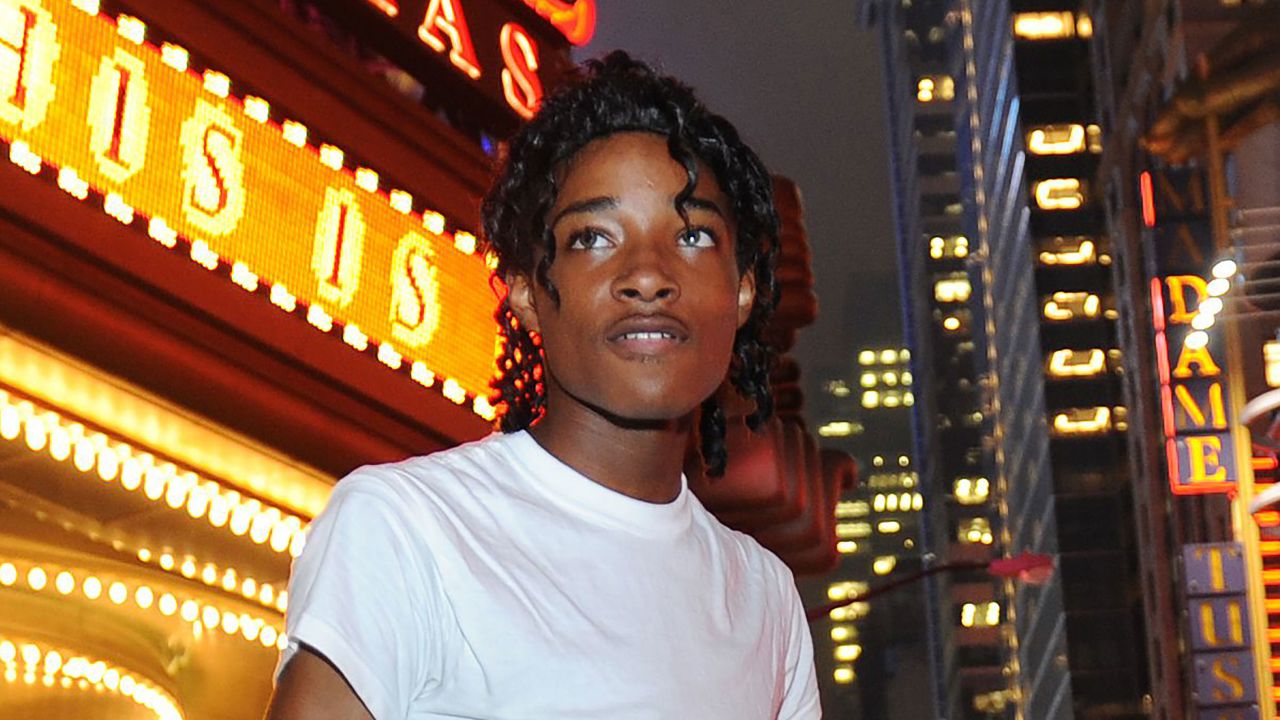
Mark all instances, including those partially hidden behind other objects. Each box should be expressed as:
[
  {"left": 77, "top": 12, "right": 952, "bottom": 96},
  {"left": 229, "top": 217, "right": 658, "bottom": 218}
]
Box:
[{"left": 277, "top": 430, "right": 820, "bottom": 720}]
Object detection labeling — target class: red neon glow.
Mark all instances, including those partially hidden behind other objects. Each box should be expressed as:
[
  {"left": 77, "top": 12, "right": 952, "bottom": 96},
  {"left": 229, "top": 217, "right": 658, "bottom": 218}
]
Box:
[
  {"left": 366, "top": 0, "right": 400, "bottom": 16},
  {"left": 1166, "top": 440, "right": 1181, "bottom": 490},
  {"left": 1140, "top": 171, "right": 1156, "bottom": 227},
  {"left": 1256, "top": 456, "right": 1279, "bottom": 472},
  {"left": 1258, "top": 512, "right": 1280, "bottom": 528},
  {"left": 521, "top": 0, "right": 597, "bottom": 45},
  {"left": 1261, "top": 541, "right": 1280, "bottom": 557},
  {"left": 1160, "top": 384, "right": 1175, "bottom": 438},
  {"left": 1150, "top": 277, "right": 1166, "bottom": 332},
  {"left": 418, "top": 0, "right": 482, "bottom": 80},
  {"left": 499, "top": 22, "right": 541, "bottom": 120},
  {"left": 1155, "top": 332, "right": 1171, "bottom": 386}
]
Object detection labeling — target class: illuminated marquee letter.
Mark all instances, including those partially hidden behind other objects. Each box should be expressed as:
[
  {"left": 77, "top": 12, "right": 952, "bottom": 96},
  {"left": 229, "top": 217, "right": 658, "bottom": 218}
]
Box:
[
  {"left": 1173, "top": 382, "right": 1227, "bottom": 430},
  {"left": 88, "top": 49, "right": 151, "bottom": 183},
  {"left": 389, "top": 232, "right": 441, "bottom": 348},
  {"left": 312, "top": 187, "right": 366, "bottom": 308},
  {"left": 180, "top": 100, "right": 245, "bottom": 236},
  {"left": 1164, "top": 275, "right": 1208, "bottom": 324},
  {"left": 0, "top": 0, "right": 60, "bottom": 131},
  {"left": 1172, "top": 342, "right": 1222, "bottom": 379},
  {"left": 417, "top": 0, "right": 481, "bottom": 80},
  {"left": 1182, "top": 435, "right": 1228, "bottom": 483},
  {"left": 499, "top": 23, "right": 542, "bottom": 120},
  {"left": 1208, "top": 656, "right": 1247, "bottom": 702}
]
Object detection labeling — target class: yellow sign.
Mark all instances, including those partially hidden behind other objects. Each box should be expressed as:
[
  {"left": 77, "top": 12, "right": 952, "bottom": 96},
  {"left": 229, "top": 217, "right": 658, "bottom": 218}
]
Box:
[{"left": 0, "top": 0, "right": 499, "bottom": 413}]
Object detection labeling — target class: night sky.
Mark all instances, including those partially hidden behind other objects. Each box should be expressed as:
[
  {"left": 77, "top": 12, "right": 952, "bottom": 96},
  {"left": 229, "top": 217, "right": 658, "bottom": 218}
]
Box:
[{"left": 580, "top": 1, "right": 902, "bottom": 401}]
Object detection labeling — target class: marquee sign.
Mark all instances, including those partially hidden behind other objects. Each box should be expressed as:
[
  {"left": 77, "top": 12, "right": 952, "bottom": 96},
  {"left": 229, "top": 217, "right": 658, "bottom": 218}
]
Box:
[
  {"left": 346, "top": 0, "right": 589, "bottom": 119},
  {"left": 1182, "top": 543, "right": 1261, "bottom": 715},
  {"left": 1144, "top": 166, "right": 1239, "bottom": 495},
  {"left": 0, "top": 0, "right": 501, "bottom": 416}
]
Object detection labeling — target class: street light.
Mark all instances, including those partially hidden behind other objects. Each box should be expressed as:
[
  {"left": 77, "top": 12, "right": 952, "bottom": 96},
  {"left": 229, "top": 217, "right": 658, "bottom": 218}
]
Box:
[{"left": 807, "top": 552, "right": 1055, "bottom": 622}]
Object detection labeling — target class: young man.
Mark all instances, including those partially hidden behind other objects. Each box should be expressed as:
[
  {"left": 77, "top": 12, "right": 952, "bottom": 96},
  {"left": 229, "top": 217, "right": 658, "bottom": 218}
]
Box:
[{"left": 266, "top": 52, "right": 820, "bottom": 720}]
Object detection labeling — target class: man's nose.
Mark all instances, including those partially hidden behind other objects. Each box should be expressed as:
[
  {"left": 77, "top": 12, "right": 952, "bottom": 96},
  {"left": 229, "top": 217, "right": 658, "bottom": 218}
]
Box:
[{"left": 611, "top": 245, "right": 680, "bottom": 303}]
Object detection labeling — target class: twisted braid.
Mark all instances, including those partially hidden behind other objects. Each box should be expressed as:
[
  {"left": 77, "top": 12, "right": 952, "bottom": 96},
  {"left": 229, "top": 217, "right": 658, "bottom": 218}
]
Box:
[{"left": 482, "top": 51, "right": 779, "bottom": 476}]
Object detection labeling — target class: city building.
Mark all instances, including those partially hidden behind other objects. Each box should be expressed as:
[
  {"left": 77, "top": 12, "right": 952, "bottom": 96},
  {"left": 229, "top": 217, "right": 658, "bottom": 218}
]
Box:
[
  {"left": 866, "top": 0, "right": 1153, "bottom": 716},
  {"left": 1087, "top": 0, "right": 1280, "bottom": 716},
  {"left": 810, "top": 346, "right": 926, "bottom": 719}
]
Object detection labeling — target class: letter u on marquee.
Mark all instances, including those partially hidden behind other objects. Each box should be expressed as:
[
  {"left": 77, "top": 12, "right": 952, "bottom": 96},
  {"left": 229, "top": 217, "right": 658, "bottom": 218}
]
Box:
[{"left": 0, "top": 0, "right": 60, "bottom": 132}]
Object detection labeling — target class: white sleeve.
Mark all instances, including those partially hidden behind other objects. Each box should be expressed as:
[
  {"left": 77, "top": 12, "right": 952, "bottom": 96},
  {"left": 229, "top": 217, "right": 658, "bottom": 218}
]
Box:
[
  {"left": 276, "top": 477, "right": 443, "bottom": 719},
  {"left": 777, "top": 572, "right": 821, "bottom": 720}
]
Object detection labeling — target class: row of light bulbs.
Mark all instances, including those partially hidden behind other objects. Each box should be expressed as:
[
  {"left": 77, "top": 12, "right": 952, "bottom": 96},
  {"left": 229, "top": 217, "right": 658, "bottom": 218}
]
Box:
[
  {"left": 5, "top": 2, "right": 500, "bottom": 422},
  {"left": 0, "top": 559, "right": 286, "bottom": 651},
  {"left": 1184, "top": 260, "right": 1237, "bottom": 351},
  {"left": 1, "top": 633, "right": 182, "bottom": 720},
  {"left": 0, "top": 390, "right": 309, "bottom": 558},
  {"left": 134, "top": 546, "right": 288, "bottom": 614}
]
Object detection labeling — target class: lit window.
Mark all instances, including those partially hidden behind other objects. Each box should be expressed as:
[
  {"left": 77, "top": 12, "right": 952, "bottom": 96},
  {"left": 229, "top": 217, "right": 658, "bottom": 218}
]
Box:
[
  {"left": 916, "top": 75, "right": 954, "bottom": 102},
  {"left": 1051, "top": 406, "right": 1123, "bottom": 436},
  {"left": 934, "top": 275, "right": 972, "bottom": 303},
  {"left": 960, "top": 601, "right": 1001, "bottom": 628},
  {"left": 1087, "top": 124, "right": 1103, "bottom": 152},
  {"left": 880, "top": 349, "right": 899, "bottom": 364},
  {"left": 882, "top": 371, "right": 899, "bottom": 387},
  {"left": 1034, "top": 178, "right": 1087, "bottom": 210},
  {"left": 1013, "top": 11, "right": 1090, "bottom": 40},
  {"left": 818, "top": 420, "right": 861, "bottom": 438},
  {"left": 958, "top": 517, "right": 993, "bottom": 545},
  {"left": 1038, "top": 236, "right": 1098, "bottom": 266},
  {"left": 1266, "top": 340, "right": 1280, "bottom": 388},
  {"left": 1027, "top": 124, "right": 1086, "bottom": 155},
  {"left": 877, "top": 520, "right": 902, "bottom": 534},
  {"left": 1043, "top": 291, "right": 1101, "bottom": 321},
  {"left": 827, "top": 581, "right": 869, "bottom": 601},
  {"left": 929, "top": 235, "right": 969, "bottom": 259},
  {"left": 873, "top": 556, "right": 897, "bottom": 575},
  {"left": 862, "top": 391, "right": 880, "bottom": 409},
  {"left": 834, "top": 644, "right": 862, "bottom": 662},
  {"left": 833, "top": 665, "right": 856, "bottom": 684},
  {"left": 942, "top": 315, "right": 963, "bottom": 332},
  {"left": 835, "top": 501, "right": 870, "bottom": 519},
  {"left": 825, "top": 379, "right": 852, "bottom": 397},
  {"left": 830, "top": 625, "right": 856, "bottom": 642},
  {"left": 1047, "top": 348, "right": 1106, "bottom": 377},
  {"left": 858, "top": 350, "right": 876, "bottom": 365},
  {"left": 837, "top": 540, "right": 859, "bottom": 554},
  {"left": 836, "top": 522, "right": 873, "bottom": 539},
  {"left": 954, "top": 477, "right": 990, "bottom": 505}
]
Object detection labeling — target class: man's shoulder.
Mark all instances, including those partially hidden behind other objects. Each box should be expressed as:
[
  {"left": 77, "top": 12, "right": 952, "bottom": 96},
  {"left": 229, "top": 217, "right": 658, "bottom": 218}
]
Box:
[
  {"left": 693, "top": 502, "right": 796, "bottom": 588},
  {"left": 332, "top": 432, "right": 519, "bottom": 512}
]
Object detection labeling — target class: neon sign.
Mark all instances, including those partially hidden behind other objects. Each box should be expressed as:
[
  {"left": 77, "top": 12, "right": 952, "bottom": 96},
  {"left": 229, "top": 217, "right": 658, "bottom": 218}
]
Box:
[
  {"left": 357, "top": 0, "right": 592, "bottom": 119},
  {"left": 1146, "top": 165, "right": 1236, "bottom": 494},
  {"left": 0, "top": 0, "right": 499, "bottom": 417}
]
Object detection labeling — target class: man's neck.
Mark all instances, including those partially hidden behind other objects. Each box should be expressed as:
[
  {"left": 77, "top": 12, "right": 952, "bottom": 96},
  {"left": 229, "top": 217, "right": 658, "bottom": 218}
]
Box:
[{"left": 527, "top": 407, "right": 689, "bottom": 504}]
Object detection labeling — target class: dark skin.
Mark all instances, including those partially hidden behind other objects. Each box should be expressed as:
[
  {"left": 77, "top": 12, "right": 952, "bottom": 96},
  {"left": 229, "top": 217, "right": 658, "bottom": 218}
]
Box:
[
  {"left": 509, "top": 131, "right": 755, "bottom": 503},
  {"left": 265, "top": 131, "right": 754, "bottom": 717}
]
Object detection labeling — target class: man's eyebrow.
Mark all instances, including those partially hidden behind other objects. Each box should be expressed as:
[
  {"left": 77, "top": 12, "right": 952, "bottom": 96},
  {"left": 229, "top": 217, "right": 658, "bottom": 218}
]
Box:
[
  {"left": 679, "top": 196, "right": 726, "bottom": 218},
  {"left": 549, "top": 196, "right": 617, "bottom": 230}
]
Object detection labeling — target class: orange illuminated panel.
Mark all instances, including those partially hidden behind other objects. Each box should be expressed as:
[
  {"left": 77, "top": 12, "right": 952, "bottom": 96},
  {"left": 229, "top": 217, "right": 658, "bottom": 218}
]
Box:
[{"left": 0, "top": 1, "right": 499, "bottom": 414}]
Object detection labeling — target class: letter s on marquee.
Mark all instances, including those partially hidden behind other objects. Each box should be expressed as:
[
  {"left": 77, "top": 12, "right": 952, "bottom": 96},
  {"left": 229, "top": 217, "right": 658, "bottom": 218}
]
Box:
[
  {"left": 88, "top": 48, "right": 151, "bottom": 183},
  {"left": 499, "top": 23, "right": 541, "bottom": 120},
  {"left": 180, "top": 100, "right": 245, "bottom": 236},
  {"left": 390, "top": 232, "right": 441, "bottom": 349},
  {"left": 0, "top": 0, "right": 60, "bottom": 132}
]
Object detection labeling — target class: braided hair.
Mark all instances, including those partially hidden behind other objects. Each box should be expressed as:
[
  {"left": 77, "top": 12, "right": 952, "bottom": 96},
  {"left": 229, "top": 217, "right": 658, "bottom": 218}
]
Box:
[{"left": 481, "top": 51, "right": 779, "bottom": 476}]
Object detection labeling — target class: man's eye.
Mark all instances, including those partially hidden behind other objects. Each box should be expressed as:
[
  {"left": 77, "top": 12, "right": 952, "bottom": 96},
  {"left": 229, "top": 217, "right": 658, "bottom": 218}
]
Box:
[
  {"left": 567, "top": 229, "right": 611, "bottom": 250},
  {"left": 678, "top": 228, "right": 717, "bottom": 248}
]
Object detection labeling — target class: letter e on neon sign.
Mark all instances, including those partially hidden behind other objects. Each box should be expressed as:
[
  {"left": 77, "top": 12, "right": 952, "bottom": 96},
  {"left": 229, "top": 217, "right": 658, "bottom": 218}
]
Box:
[
  {"left": 390, "top": 232, "right": 440, "bottom": 349},
  {"left": 88, "top": 49, "right": 151, "bottom": 183},
  {"left": 0, "top": 0, "right": 60, "bottom": 131},
  {"left": 180, "top": 100, "right": 245, "bottom": 236}
]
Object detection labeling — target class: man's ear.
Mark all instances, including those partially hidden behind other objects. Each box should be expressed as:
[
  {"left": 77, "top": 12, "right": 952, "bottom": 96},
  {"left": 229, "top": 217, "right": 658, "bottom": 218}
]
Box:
[
  {"left": 737, "top": 269, "right": 756, "bottom": 328},
  {"left": 506, "top": 272, "right": 542, "bottom": 334}
]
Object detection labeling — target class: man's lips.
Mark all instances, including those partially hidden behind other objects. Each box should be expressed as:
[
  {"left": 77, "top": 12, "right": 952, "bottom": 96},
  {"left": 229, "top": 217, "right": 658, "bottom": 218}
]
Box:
[{"left": 606, "top": 314, "right": 690, "bottom": 355}]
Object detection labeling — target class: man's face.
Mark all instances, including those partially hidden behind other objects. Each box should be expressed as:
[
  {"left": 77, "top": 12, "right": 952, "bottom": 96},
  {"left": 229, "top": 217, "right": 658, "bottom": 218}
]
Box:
[{"left": 508, "top": 131, "right": 755, "bottom": 423}]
